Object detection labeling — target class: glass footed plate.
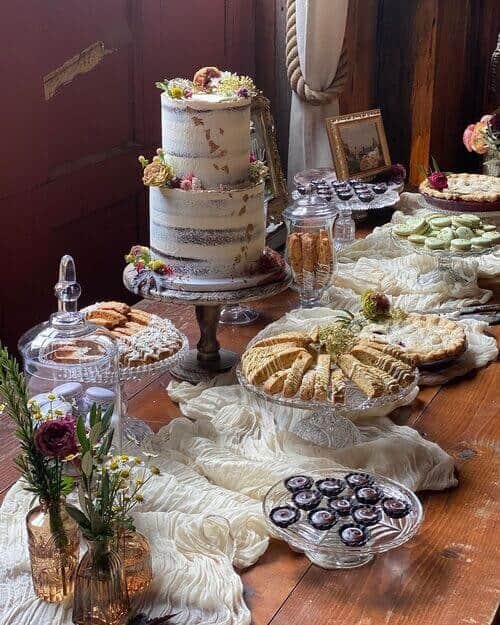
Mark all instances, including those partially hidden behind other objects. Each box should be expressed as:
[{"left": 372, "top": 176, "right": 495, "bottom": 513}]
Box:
[
  {"left": 82, "top": 305, "right": 189, "bottom": 382},
  {"left": 236, "top": 363, "right": 418, "bottom": 418},
  {"left": 391, "top": 227, "right": 500, "bottom": 260},
  {"left": 263, "top": 468, "right": 423, "bottom": 569},
  {"left": 347, "top": 189, "right": 400, "bottom": 213}
]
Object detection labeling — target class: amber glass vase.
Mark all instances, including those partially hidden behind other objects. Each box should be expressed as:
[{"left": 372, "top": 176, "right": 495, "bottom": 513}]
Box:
[
  {"left": 72, "top": 538, "right": 129, "bottom": 625},
  {"left": 115, "top": 529, "right": 153, "bottom": 598},
  {"left": 26, "top": 499, "right": 80, "bottom": 603}
]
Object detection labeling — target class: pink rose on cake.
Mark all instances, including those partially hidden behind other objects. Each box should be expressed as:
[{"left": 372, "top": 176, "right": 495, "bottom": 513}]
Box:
[{"left": 179, "top": 173, "right": 202, "bottom": 191}]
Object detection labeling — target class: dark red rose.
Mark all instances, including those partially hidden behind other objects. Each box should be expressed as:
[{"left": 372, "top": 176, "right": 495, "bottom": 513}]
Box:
[
  {"left": 34, "top": 416, "right": 78, "bottom": 460},
  {"left": 388, "top": 163, "right": 406, "bottom": 183},
  {"left": 259, "top": 247, "right": 285, "bottom": 273},
  {"left": 428, "top": 171, "right": 448, "bottom": 191}
]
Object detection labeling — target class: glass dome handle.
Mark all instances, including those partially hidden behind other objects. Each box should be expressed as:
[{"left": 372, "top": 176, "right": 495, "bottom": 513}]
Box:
[{"left": 54, "top": 255, "right": 82, "bottom": 314}]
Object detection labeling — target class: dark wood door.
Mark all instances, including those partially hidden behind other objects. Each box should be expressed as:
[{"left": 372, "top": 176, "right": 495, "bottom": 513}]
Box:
[{"left": 0, "top": 0, "right": 254, "bottom": 350}]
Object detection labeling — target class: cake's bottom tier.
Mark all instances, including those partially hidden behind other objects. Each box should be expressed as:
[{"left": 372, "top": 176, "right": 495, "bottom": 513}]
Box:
[{"left": 150, "top": 182, "right": 266, "bottom": 283}]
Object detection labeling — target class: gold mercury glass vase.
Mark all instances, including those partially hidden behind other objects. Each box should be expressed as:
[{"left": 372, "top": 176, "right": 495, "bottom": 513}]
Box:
[
  {"left": 72, "top": 538, "right": 130, "bottom": 625},
  {"left": 26, "top": 499, "right": 80, "bottom": 602},
  {"left": 115, "top": 529, "right": 153, "bottom": 598}
]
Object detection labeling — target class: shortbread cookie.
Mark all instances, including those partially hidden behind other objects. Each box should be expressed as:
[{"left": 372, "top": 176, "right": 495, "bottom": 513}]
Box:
[
  {"left": 86, "top": 315, "right": 117, "bottom": 330},
  {"left": 337, "top": 354, "right": 385, "bottom": 398},
  {"left": 349, "top": 345, "right": 413, "bottom": 385},
  {"left": 128, "top": 309, "right": 152, "bottom": 325},
  {"left": 299, "top": 369, "right": 316, "bottom": 401},
  {"left": 330, "top": 369, "right": 345, "bottom": 404},
  {"left": 251, "top": 332, "right": 313, "bottom": 350},
  {"left": 263, "top": 370, "right": 290, "bottom": 395},
  {"left": 364, "top": 365, "right": 400, "bottom": 394},
  {"left": 314, "top": 354, "right": 331, "bottom": 400},
  {"left": 247, "top": 347, "right": 306, "bottom": 385},
  {"left": 358, "top": 340, "right": 416, "bottom": 367},
  {"left": 283, "top": 351, "right": 314, "bottom": 397},
  {"left": 87, "top": 308, "right": 128, "bottom": 326},
  {"left": 242, "top": 343, "right": 298, "bottom": 377},
  {"left": 97, "top": 301, "right": 130, "bottom": 316}
]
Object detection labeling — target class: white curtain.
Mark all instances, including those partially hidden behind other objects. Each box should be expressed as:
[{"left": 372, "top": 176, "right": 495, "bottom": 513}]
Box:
[{"left": 287, "top": 0, "right": 349, "bottom": 186}]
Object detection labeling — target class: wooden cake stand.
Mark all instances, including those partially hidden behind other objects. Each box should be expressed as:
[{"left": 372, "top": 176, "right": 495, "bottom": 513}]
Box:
[{"left": 123, "top": 264, "right": 293, "bottom": 383}]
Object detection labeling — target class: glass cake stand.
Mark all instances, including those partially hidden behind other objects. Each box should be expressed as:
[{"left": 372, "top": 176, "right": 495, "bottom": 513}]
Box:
[
  {"left": 123, "top": 264, "right": 293, "bottom": 383},
  {"left": 391, "top": 228, "right": 500, "bottom": 286},
  {"left": 236, "top": 364, "right": 419, "bottom": 450},
  {"left": 264, "top": 469, "right": 423, "bottom": 569},
  {"left": 82, "top": 304, "right": 189, "bottom": 445},
  {"left": 117, "top": 326, "right": 189, "bottom": 445}
]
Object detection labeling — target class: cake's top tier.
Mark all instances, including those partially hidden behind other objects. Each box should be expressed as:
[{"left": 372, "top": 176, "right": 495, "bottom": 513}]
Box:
[
  {"left": 156, "top": 67, "right": 258, "bottom": 188},
  {"left": 160, "top": 91, "right": 251, "bottom": 187},
  {"left": 138, "top": 67, "right": 269, "bottom": 192}
]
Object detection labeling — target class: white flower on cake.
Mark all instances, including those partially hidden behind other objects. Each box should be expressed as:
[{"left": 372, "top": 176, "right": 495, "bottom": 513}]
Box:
[{"left": 156, "top": 66, "right": 257, "bottom": 101}]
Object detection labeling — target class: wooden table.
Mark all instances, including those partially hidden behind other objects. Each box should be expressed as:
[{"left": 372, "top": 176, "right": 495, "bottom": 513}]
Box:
[{"left": 1, "top": 281, "right": 499, "bottom": 624}]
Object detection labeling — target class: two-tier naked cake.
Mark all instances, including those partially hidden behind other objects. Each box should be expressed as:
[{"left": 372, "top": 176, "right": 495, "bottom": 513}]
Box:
[{"left": 137, "top": 66, "right": 285, "bottom": 291}]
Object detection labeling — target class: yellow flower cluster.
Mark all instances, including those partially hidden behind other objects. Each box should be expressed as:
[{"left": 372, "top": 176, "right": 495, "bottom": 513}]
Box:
[
  {"left": 217, "top": 74, "right": 255, "bottom": 97},
  {"left": 138, "top": 148, "right": 175, "bottom": 187}
]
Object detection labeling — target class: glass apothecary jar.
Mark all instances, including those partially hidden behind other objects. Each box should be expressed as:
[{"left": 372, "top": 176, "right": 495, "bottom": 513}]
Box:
[
  {"left": 18, "top": 255, "right": 122, "bottom": 449},
  {"left": 284, "top": 186, "right": 337, "bottom": 307}
]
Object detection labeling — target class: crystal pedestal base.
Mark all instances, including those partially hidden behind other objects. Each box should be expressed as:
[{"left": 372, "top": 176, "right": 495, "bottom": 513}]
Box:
[
  {"left": 305, "top": 550, "right": 374, "bottom": 569},
  {"left": 291, "top": 410, "right": 362, "bottom": 449},
  {"left": 219, "top": 304, "right": 260, "bottom": 325}
]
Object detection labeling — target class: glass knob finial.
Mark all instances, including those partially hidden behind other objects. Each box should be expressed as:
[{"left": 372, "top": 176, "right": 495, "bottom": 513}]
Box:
[{"left": 54, "top": 255, "right": 82, "bottom": 314}]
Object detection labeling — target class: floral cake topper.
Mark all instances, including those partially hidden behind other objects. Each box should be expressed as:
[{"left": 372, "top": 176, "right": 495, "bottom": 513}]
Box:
[{"left": 156, "top": 66, "right": 257, "bottom": 101}]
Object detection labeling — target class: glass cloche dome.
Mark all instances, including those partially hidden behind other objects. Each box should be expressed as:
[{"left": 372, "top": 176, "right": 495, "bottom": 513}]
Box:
[{"left": 18, "top": 255, "right": 121, "bottom": 445}]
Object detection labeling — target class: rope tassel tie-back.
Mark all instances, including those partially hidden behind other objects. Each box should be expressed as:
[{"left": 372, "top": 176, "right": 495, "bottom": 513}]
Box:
[{"left": 286, "top": 0, "right": 349, "bottom": 105}]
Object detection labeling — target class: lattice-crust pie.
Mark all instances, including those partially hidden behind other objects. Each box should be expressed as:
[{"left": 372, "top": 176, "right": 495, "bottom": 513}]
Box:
[
  {"left": 419, "top": 174, "right": 500, "bottom": 202},
  {"left": 359, "top": 313, "right": 466, "bottom": 365}
]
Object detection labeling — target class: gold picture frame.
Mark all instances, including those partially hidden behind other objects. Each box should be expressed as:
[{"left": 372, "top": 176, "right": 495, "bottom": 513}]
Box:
[
  {"left": 251, "top": 94, "right": 289, "bottom": 225},
  {"left": 325, "top": 108, "right": 391, "bottom": 180}
]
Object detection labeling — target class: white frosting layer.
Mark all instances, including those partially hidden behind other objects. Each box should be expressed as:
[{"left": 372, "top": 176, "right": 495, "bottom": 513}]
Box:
[
  {"left": 161, "top": 92, "right": 250, "bottom": 187},
  {"left": 150, "top": 183, "right": 265, "bottom": 278}
]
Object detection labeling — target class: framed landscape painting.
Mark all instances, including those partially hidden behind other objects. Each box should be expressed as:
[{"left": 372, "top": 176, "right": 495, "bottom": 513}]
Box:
[{"left": 326, "top": 109, "right": 391, "bottom": 180}]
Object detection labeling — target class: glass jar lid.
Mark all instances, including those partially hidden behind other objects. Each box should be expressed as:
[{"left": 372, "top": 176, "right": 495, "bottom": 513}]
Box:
[
  {"left": 18, "top": 255, "right": 118, "bottom": 384},
  {"left": 284, "top": 184, "right": 336, "bottom": 226}
]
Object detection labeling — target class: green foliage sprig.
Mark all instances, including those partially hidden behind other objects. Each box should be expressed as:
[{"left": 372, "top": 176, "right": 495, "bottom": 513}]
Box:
[
  {"left": 0, "top": 345, "right": 73, "bottom": 503},
  {"left": 66, "top": 405, "right": 115, "bottom": 542}
]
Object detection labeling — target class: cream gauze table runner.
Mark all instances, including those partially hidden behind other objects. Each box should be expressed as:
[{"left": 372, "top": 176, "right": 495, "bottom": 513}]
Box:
[
  {"left": 325, "top": 192, "right": 500, "bottom": 315},
  {"left": 1, "top": 193, "right": 498, "bottom": 625}
]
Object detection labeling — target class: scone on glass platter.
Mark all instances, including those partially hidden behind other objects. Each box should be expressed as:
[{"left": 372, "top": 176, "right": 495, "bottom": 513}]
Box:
[
  {"left": 238, "top": 290, "right": 468, "bottom": 406},
  {"left": 84, "top": 301, "right": 185, "bottom": 372},
  {"left": 238, "top": 322, "right": 419, "bottom": 409}
]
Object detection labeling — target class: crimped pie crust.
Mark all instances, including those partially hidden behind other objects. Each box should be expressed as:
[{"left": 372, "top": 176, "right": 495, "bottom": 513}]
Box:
[
  {"left": 359, "top": 313, "right": 466, "bottom": 364},
  {"left": 419, "top": 174, "right": 500, "bottom": 202}
]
